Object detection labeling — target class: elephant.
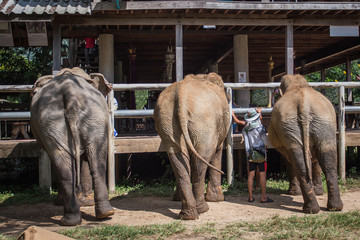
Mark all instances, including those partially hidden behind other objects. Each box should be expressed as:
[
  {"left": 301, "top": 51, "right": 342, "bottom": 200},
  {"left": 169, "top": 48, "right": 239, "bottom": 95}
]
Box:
[
  {"left": 30, "top": 67, "right": 114, "bottom": 225},
  {"left": 286, "top": 159, "right": 324, "bottom": 196},
  {"left": 268, "top": 74, "right": 343, "bottom": 214},
  {"left": 154, "top": 72, "right": 230, "bottom": 220}
]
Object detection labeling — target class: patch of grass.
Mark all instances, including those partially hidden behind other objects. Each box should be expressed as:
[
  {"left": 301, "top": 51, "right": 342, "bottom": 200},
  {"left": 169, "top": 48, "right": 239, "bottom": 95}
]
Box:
[
  {"left": 256, "top": 210, "right": 360, "bottom": 239},
  {"left": 0, "top": 185, "right": 57, "bottom": 206},
  {"left": 220, "top": 211, "right": 360, "bottom": 240},
  {"left": 223, "top": 178, "right": 289, "bottom": 196},
  {"left": 1, "top": 175, "right": 359, "bottom": 206},
  {"left": 265, "top": 178, "right": 289, "bottom": 194},
  {"left": 339, "top": 176, "right": 360, "bottom": 192},
  {"left": 222, "top": 179, "right": 248, "bottom": 195},
  {"left": 193, "top": 222, "right": 217, "bottom": 235},
  {"left": 57, "top": 211, "right": 360, "bottom": 240},
  {"left": 0, "top": 234, "right": 14, "bottom": 240},
  {"left": 110, "top": 180, "right": 176, "bottom": 199},
  {"left": 60, "top": 221, "right": 185, "bottom": 240}
]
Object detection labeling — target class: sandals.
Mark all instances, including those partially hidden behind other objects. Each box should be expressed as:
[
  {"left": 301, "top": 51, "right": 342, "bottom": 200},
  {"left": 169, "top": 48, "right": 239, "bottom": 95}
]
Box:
[
  {"left": 248, "top": 198, "right": 255, "bottom": 203},
  {"left": 260, "top": 197, "right": 274, "bottom": 203}
]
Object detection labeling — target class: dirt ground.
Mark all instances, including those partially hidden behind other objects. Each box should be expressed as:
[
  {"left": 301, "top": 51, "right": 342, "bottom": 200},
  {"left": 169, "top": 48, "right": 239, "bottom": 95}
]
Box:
[{"left": 1, "top": 188, "right": 360, "bottom": 238}]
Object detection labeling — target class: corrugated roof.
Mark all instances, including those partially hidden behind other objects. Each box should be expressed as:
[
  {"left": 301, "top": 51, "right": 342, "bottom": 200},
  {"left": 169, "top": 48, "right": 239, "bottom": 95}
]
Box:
[{"left": 0, "top": 0, "right": 93, "bottom": 15}]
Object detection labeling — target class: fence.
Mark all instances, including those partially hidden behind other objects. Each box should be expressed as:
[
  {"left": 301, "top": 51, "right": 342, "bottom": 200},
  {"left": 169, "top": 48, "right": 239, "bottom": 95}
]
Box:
[{"left": 1, "top": 81, "right": 360, "bottom": 192}]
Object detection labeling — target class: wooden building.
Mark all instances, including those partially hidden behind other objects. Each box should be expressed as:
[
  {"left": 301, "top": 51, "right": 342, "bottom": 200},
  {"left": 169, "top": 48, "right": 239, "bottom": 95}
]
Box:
[
  {"left": 1, "top": 1, "right": 360, "bottom": 90},
  {"left": 2, "top": 1, "right": 360, "bottom": 188}
]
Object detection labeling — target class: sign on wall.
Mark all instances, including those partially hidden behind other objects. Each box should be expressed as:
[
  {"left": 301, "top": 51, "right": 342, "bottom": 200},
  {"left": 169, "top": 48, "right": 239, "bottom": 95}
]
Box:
[
  {"left": 330, "top": 26, "right": 359, "bottom": 37},
  {"left": 26, "top": 22, "right": 48, "bottom": 46},
  {"left": 238, "top": 72, "right": 247, "bottom": 83},
  {"left": 0, "top": 22, "right": 14, "bottom": 47}
]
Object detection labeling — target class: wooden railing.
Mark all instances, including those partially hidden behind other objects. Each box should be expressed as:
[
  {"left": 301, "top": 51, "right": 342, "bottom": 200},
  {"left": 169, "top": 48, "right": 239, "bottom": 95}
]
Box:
[{"left": 1, "top": 81, "right": 360, "bottom": 192}]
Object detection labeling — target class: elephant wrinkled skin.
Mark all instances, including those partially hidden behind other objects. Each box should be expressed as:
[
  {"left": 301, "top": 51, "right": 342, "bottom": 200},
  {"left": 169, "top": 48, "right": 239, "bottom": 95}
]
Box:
[
  {"left": 154, "top": 73, "right": 230, "bottom": 220},
  {"left": 268, "top": 74, "right": 343, "bottom": 214},
  {"left": 30, "top": 67, "right": 114, "bottom": 226}
]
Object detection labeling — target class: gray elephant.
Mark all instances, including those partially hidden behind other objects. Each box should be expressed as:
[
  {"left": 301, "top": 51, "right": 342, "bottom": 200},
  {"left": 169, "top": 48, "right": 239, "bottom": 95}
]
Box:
[
  {"left": 268, "top": 74, "right": 343, "bottom": 214},
  {"left": 286, "top": 160, "right": 324, "bottom": 196},
  {"left": 154, "top": 73, "right": 230, "bottom": 220},
  {"left": 30, "top": 67, "right": 114, "bottom": 225}
]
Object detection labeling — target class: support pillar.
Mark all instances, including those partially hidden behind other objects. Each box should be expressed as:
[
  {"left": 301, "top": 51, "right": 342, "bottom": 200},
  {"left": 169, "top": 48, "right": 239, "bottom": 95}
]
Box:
[
  {"left": 286, "top": 24, "right": 294, "bottom": 75},
  {"left": 233, "top": 35, "right": 250, "bottom": 107},
  {"left": 99, "top": 33, "right": 115, "bottom": 193},
  {"left": 39, "top": 148, "right": 51, "bottom": 193},
  {"left": 99, "top": 34, "right": 114, "bottom": 83},
  {"left": 338, "top": 86, "right": 346, "bottom": 181},
  {"left": 52, "top": 23, "right": 61, "bottom": 75},
  {"left": 176, "top": 23, "right": 183, "bottom": 81},
  {"left": 346, "top": 56, "right": 352, "bottom": 102}
]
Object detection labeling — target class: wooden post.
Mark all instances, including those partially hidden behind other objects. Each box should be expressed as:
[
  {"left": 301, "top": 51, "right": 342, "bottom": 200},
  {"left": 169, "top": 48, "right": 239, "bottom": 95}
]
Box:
[
  {"left": 52, "top": 23, "right": 61, "bottom": 74},
  {"left": 320, "top": 69, "right": 326, "bottom": 95},
  {"left": 107, "top": 90, "right": 115, "bottom": 193},
  {"left": 176, "top": 23, "right": 183, "bottom": 81},
  {"left": 226, "top": 88, "right": 234, "bottom": 185},
  {"left": 233, "top": 34, "right": 250, "bottom": 107},
  {"left": 39, "top": 148, "right": 51, "bottom": 193},
  {"left": 286, "top": 24, "right": 294, "bottom": 75},
  {"left": 346, "top": 56, "right": 352, "bottom": 103},
  {"left": 99, "top": 34, "right": 115, "bottom": 83},
  {"left": 68, "top": 39, "right": 75, "bottom": 68},
  {"left": 338, "top": 86, "right": 346, "bottom": 181}
]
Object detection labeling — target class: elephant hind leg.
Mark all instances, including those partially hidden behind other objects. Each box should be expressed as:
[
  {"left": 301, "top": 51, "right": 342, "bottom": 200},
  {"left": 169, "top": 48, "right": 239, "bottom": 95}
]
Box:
[
  {"left": 47, "top": 150, "right": 82, "bottom": 226},
  {"left": 205, "top": 147, "right": 224, "bottom": 202},
  {"left": 191, "top": 157, "right": 209, "bottom": 215},
  {"left": 85, "top": 146, "right": 114, "bottom": 219},
  {"left": 78, "top": 157, "right": 95, "bottom": 206},
  {"left": 288, "top": 147, "right": 320, "bottom": 214},
  {"left": 168, "top": 150, "right": 199, "bottom": 220},
  {"left": 317, "top": 145, "right": 343, "bottom": 211},
  {"left": 278, "top": 147, "right": 302, "bottom": 196},
  {"left": 311, "top": 160, "right": 324, "bottom": 196}
]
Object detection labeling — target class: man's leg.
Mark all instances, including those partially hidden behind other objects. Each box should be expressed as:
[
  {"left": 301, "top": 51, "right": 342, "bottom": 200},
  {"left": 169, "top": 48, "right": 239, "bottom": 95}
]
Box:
[
  {"left": 247, "top": 162, "right": 255, "bottom": 202},
  {"left": 255, "top": 167, "right": 260, "bottom": 190},
  {"left": 259, "top": 170, "right": 267, "bottom": 202}
]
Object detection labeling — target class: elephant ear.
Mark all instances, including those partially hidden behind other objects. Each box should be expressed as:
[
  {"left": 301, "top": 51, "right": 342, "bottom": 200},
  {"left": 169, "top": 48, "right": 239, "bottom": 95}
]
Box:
[
  {"left": 280, "top": 74, "right": 309, "bottom": 94},
  {"left": 89, "top": 73, "right": 113, "bottom": 97},
  {"left": 206, "top": 72, "right": 224, "bottom": 89},
  {"left": 32, "top": 75, "right": 53, "bottom": 96}
]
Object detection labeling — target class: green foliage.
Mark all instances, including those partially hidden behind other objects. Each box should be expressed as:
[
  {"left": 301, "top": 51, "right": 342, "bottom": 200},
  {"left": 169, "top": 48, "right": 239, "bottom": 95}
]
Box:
[
  {"left": 251, "top": 89, "right": 268, "bottom": 107},
  {"left": 0, "top": 47, "right": 52, "bottom": 103},
  {"left": 305, "top": 59, "right": 360, "bottom": 103},
  {"left": 61, "top": 221, "right": 185, "bottom": 240},
  {"left": 135, "top": 90, "right": 149, "bottom": 110}
]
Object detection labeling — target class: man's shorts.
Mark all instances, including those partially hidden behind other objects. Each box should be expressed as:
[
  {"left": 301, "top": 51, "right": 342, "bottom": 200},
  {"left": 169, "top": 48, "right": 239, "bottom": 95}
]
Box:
[{"left": 248, "top": 161, "right": 267, "bottom": 172}]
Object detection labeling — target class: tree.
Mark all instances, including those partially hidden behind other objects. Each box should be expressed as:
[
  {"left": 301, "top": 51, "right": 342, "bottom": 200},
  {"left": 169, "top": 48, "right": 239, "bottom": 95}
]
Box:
[{"left": 0, "top": 47, "right": 52, "bottom": 103}]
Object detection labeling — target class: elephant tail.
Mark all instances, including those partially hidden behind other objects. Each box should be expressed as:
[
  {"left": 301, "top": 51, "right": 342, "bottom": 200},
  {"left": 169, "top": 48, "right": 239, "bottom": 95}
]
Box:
[
  {"left": 64, "top": 93, "right": 81, "bottom": 189},
  {"left": 301, "top": 117, "right": 312, "bottom": 181},
  {"left": 176, "top": 85, "right": 224, "bottom": 175}
]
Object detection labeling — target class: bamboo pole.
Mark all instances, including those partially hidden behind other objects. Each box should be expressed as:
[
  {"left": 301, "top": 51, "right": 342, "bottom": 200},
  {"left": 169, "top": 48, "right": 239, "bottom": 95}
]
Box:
[
  {"left": 226, "top": 88, "right": 234, "bottom": 185},
  {"left": 107, "top": 90, "right": 115, "bottom": 193},
  {"left": 338, "top": 86, "right": 346, "bottom": 181}
]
